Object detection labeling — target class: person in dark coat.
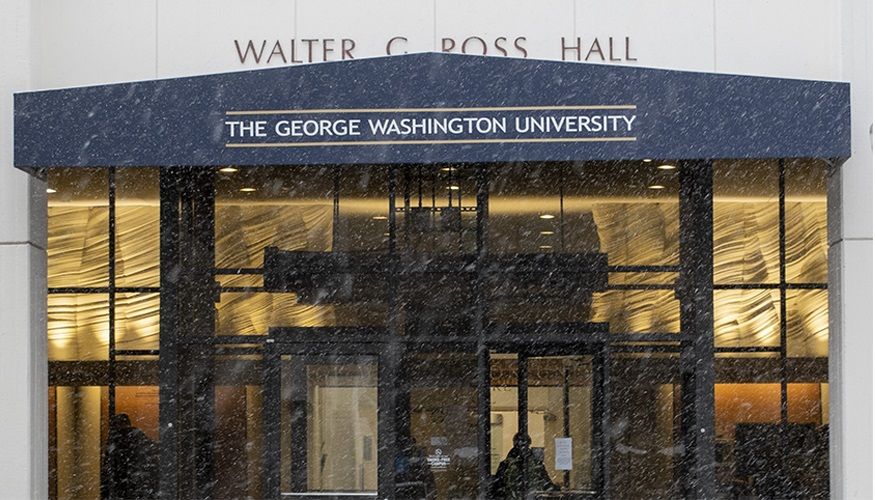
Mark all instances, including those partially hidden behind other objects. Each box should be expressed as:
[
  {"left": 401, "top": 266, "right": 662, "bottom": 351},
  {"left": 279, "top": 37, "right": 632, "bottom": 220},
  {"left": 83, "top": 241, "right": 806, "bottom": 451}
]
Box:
[
  {"left": 491, "top": 432, "right": 559, "bottom": 499},
  {"left": 394, "top": 433, "right": 437, "bottom": 499},
  {"left": 100, "top": 413, "right": 158, "bottom": 499}
]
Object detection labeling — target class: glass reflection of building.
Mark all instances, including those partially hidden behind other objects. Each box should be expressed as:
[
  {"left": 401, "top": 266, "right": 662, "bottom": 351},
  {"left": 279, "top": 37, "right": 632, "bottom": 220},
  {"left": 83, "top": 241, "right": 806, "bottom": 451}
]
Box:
[{"left": 47, "top": 159, "right": 829, "bottom": 499}]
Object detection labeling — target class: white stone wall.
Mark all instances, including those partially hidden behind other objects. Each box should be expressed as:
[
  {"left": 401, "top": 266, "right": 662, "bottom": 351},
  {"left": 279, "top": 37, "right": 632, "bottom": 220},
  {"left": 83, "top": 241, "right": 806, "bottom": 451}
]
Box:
[
  {"left": 0, "top": 1, "right": 47, "bottom": 498},
  {"left": 1, "top": 0, "right": 870, "bottom": 497}
]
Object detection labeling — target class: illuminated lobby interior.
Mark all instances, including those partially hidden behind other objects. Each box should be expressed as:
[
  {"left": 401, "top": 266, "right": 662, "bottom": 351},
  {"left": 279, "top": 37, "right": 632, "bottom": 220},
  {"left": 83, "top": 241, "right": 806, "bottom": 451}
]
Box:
[{"left": 46, "top": 159, "right": 829, "bottom": 499}]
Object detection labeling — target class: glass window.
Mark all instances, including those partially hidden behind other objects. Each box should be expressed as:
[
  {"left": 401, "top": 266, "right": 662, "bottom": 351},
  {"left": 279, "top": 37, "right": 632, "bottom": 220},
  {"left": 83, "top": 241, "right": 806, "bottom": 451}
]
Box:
[
  {"left": 787, "top": 290, "right": 828, "bottom": 358},
  {"left": 48, "top": 294, "right": 109, "bottom": 361},
  {"left": 116, "top": 168, "right": 160, "bottom": 288},
  {"left": 713, "top": 160, "right": 780, "bottom": 284},
  {"left": 115, "top": 293, "right": 159, "bottom": 351},
  {"left": 785, "top": 159, "right": 828, "bottom": 284},
  {"left": 714, "top": 289, "right": 781, "bottom": 348},
  {"left": 48, "top": 168, "right": 109, "bottom": 288}
]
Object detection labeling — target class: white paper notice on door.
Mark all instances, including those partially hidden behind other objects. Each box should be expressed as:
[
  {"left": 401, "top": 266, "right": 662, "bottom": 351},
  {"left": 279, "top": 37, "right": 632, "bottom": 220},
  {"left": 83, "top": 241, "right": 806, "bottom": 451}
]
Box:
[{"left": 555, "top": 437, "right": 573, "bottom": 470}]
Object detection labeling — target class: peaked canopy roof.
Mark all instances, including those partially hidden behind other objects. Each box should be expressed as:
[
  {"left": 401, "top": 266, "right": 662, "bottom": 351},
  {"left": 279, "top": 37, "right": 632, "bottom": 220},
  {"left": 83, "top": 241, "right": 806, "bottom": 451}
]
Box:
[{"left": 13, "top": 53, "right": 850, "bottom": 171}]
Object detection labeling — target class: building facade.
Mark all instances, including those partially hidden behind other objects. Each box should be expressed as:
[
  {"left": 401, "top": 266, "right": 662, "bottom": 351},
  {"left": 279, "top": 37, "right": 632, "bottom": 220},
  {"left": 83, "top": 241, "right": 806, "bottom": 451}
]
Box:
[{"left": 0, "top": 1, "right": 871, "bottom": 499}]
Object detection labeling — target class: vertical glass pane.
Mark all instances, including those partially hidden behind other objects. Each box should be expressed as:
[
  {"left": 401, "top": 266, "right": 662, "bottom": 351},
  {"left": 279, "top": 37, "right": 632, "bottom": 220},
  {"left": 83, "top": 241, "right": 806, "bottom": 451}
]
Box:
[
  {"left": 333, "top": 166, "right": 389, "bottom": 253},
  {"left": 116, "top": 168, "right": 160, "bottom": 287},
  {"left": 610, "top": 354, "right": 679, "bottom": 498},
  {"left": 109, "top": 386, "right": 160, "bottom": 497},
  {"left": 787, "top": 290, "right": 828, "bottom": 357},
  {"left": 397, "top": 165, "right": 478, "bottom": 255},
  {"left": 280, "top": 356, "right": 378, "bottom": 495},
  {"left": 490, "top": 353, "right": 518, "bottom": 475},
  {"left": 713, "top": 160, "right": 780, "bottom": 284},
  {"left": 788, "top": 383, "right": 827, "bottom": 424},
  {"left": 715, "top": 383, "right": 781, "bottom": 496},
  {"left": 48, "top": 294, "right": 109, "bottom": 361},
  {"left": 53, "top": 386, "right": 103, "bottom": 499},
  {"left": 489, "top": 164, "right": 563, "bottom": 254},
  {"left": 214, "top": 384, "right": 263, "bottom": 498},
  {"left": 404, "top": 351, "right": 478, "bottom": 498},
  {"left": 489, "top": 162, "right": 678, "bottom": 265},
  {"left": 590, "top": 290, "right": 679, "bottom": 334},
  {"left": 714, "top": 289, "right": 781, "bottom": 348},
  {"left": 526, "top": 356, "right": 593, "bottom": 494},
  {"left": 215, "top": 166, "right": 334, "bottom": 269},
  {"left": 48, "top": 168, "right": 109, "bottom": 288},
  {"left": 785, "top": 159, "right": 828, "bottom": 284},
  {"left": 115, "top": 293, "right": 159, "bottom": 351}
]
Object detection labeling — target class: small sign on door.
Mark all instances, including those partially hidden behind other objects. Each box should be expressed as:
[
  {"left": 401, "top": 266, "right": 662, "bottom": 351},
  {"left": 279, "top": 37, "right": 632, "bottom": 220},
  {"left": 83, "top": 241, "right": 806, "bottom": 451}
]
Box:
[{"left": 555, "top": 437, "right": 573, "bottom": 470}]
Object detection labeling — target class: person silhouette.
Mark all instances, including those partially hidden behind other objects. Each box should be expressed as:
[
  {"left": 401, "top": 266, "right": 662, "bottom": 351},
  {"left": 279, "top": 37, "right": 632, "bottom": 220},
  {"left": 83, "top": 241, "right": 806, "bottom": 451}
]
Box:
[
  {"left": 100, "top": 413, "right": 158, "bottom": 499},
  {"left": 394, "top": 432, "right": 437, "bottom": 499},
  {"left": 491, "top": 432, "right": 559, "bottom": 499}
]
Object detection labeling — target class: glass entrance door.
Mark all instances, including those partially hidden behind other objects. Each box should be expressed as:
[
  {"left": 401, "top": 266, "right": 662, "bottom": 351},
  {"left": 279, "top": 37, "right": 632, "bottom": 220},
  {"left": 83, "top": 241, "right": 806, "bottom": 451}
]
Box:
[
  {"left": 489, "top": 350, "right": 606, "bottom": 499},
  {"left": 280, "top": 355, "right": 379, "bottom": 496}
]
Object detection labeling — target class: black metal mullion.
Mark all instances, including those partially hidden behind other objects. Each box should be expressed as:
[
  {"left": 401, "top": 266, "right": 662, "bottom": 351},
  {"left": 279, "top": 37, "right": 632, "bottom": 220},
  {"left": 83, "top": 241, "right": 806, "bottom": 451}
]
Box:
[
  {"left": 517, "top": 352, "right": 529, "bottom": 497},
  {"left": 778, "top": 159, "right": 790, "bottom": 487},
  {"left": 677, "top": 159, "right": 716, "bottom": 498},
  {"left": 262, "top": 342, "right": 281, "bottom": 499},
  {"left": 106, "top": 168, "right": 118, "bottom": 498},
  {"left": 562, "top": 363, "right": 570, "bottom": 489},
  {"left": 474, "top": 165, "right": 491, "bottom": 499},
  {"left": 158, "top": 168, "right": 181, "bottom": 500},
  {"left": 377, "top": 166, "right": 400, "bottom": 499}
]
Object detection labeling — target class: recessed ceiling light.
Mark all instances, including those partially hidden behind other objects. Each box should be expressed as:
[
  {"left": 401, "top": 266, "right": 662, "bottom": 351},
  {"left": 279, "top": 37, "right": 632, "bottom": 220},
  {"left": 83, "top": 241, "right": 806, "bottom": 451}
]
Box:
[
  {"left": 219, "top": 166, "right": 238, "bottom": 173},
  {"left": 372, "top": 215, "right": 388, "bottom": 221},
  {"left": 46, "top": 188, "right": 57, "bottom": 194},
  {"left": 441, "top": 167, "right": 457, "bottom": 172},
  {"left": 539, "top": 214, "right": 555, "bottom": 219},
  {"left": 239, "top": 187, "right": 256, "bottom": 192},
  {"left": 446, "top": 185, "right": 460, "bottom": 190},
  {"left": 643, "top": 159, "right": 653, "bottom": 163},
  {"left": 383, "top": 232, "right": 391, "bottom": 237},
  {"left": 657, "top": 164, "right": 676, "bottom": 170},
  {"left": 648, "top": 184, "right": 666, "bottom": 190},
  {"left": 539, "top": 245, "right": 553, "bottom": 250},
  {"left": 540, "top": 230, "right": 555, "bottom": 236}
]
